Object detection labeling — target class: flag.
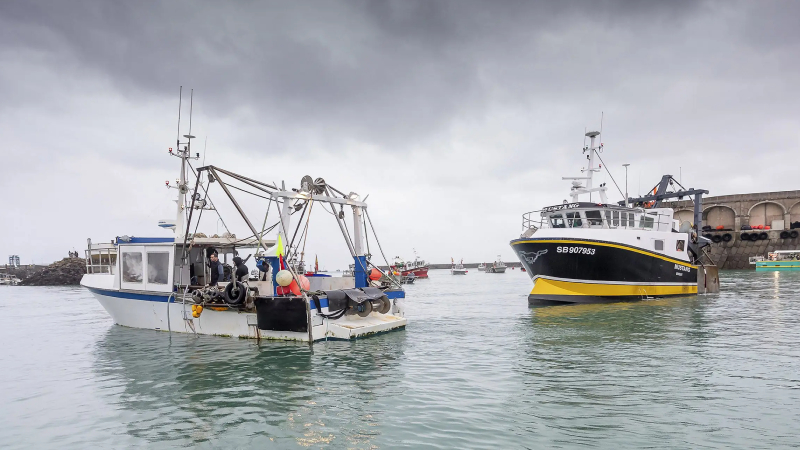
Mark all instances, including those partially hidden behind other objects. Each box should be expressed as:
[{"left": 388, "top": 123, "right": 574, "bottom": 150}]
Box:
[{"left": 276, "top": 234, "right": 284, "bottom": 258}]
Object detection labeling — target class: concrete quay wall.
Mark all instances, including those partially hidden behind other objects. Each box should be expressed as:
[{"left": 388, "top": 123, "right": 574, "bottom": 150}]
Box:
[{"left": 705, "top": 230, "right": 800, "bottom": 270}]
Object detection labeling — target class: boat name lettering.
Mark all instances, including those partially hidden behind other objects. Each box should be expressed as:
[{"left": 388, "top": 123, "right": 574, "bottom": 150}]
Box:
[
  {"left": 674, "top": 264, "right": 691, "bottom": 272},
  {"left": 542, "top": 203, "right": 580, "bottom": 212},
  {"left": 556, "top": 246, "right": 596, "bottom": 255}
]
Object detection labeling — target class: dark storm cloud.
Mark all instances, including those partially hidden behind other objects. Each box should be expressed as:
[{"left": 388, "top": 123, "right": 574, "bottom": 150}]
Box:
[
  {"left": 2, "top": 0, "right": 800, "bottom": 265},
  {"left": 1, "top": 0, "right": 714, "bottom": 152}
]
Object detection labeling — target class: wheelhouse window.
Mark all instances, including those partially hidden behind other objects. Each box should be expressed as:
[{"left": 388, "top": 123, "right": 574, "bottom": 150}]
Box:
[
  {"left": 654, "top": 240, "right": 664, "bottom": 251},
  {"left": 629, "top": 214, "right": 636, "bottom": 228},
  {"left": 122, "top": 252, "right": 143, "bottom": 283},
  {"left": 550, "top": 214, "right": 566, "bottom": 228},
  {"left": 676, "top": 240, "right": 685, "bottom": 252},
  {"left": 585, "top": 210, "right": 603, "bottom": 226},
  {"left": 612, "top": 211, "right": 620, "bottom": 227},
  {"left": 565, "top": 212, "right": 582, "bottom": 228},
  {"left": 147, "top": 252, "right": 170, "bottom": 284},
  {"left": 640, "top": 215, "right": 655, "bottom": 229}
]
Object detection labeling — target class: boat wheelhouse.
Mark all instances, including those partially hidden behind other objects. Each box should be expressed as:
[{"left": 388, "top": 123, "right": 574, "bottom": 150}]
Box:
[{"left": 510, "top": 130, "right": 716, "bottom": 304}]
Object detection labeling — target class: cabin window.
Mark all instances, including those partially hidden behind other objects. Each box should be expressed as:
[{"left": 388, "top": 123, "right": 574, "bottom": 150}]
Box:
[
  {"left": 147, "top": 252, "right": 170, "bottom": 284},
  {"left": 585, "top": 210, "right": 603, "bottom": 226},
  {"left": 620, "top": 212, "right": 628, "bottom": 227},
  {"left": 628, "top": 214, "right": 635, "bottom": 228},
  {"left": 654, "top": 240, "right": 664, "bottom": 251},
  {"left": 612, "top": 211, "right": 620, "bottom": 227},
  {"left": 122, "top": 252, "right": 143, "bottom": 283},
  {"left": 640, "top": 215, "right": 654, "bottom": 229},
  {"left": 676, "top": 240, "right": 685, "bottom": 252},
  {"left": 565, "top": 212, "right": 582, "bottom": 228},
  {"left": 550, "top": 214, "right": 566, "bottom": 228}
]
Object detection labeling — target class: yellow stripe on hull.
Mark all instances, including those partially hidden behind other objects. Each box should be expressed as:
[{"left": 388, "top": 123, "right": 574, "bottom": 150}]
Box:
[{"left": 531, "top": 278, "right": 698, "bottom": 297}]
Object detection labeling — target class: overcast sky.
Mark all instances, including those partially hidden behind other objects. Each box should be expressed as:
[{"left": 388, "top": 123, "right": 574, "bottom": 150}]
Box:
[{"left": 2, "top": 0, "right": 798, "bottom": 268}]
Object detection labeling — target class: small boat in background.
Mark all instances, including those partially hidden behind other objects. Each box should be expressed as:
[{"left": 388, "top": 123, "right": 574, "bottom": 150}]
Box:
[
  {"left": 451, "top": 258, "right": 468, "bottom": 275},
  {"left": 477, "top": 263, "right": 486, "bottom": 271},
  {"left": 750, "top": 250, "right": 800, "bottom": 271},
  {"left": 392, "top": 250, "right": 429, "bottom": 278},
  {"left": 486, "top": 255, "right": 507, "bottom": 273}
]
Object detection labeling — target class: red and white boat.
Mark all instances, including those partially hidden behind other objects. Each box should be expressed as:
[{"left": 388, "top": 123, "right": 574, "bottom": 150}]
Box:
[{"left": 392, "top": 252, "right": 429, "bottom": 278}]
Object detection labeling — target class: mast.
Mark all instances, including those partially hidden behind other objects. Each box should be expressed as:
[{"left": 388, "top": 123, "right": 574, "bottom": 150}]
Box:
[{"left": 562, "top": 130, "right": 608, "bottom": 203}]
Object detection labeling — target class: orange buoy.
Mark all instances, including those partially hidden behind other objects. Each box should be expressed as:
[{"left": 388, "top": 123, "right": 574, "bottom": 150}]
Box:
[
  {"left": 289, "top": 280, "right": 301, "bottom": 296},
  {"left": 716, "top": 225, "right": 724, "bottom": 230},
  {"left": 298, "top": 275, "right": 310, "bottom": 291},
  {"left": 369, "top": 268, "right": 382, "bottom": 280}
]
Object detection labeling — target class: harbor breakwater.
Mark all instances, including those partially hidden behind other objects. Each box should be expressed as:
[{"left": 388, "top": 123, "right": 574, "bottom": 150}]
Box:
[
  {"left": 18, "top": 257, "right": 87, "bottom": 286},
  {"left": 666, "top": 190, "right": 800, "bottom": 270}
]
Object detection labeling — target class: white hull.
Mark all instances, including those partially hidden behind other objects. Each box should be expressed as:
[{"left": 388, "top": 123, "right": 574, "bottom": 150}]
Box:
[
  {"left": 487, "top": 267, "right": 506, "bottom": 273},
  {"left": 87, "top": 288, "right": 407, "bottom": 342},
  {"left": 451, "top": 268, "right": 468, "bottom": 275}
]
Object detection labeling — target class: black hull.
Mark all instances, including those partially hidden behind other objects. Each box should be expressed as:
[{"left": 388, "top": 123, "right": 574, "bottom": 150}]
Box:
[{"left": 510, "top": 237, "right": 698, "bottom": 304}]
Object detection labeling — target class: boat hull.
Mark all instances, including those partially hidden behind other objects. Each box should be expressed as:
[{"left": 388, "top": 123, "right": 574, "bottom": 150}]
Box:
[
  {"left": 510, "top": 237, "right": 698, "bottom": 304},
  {"left": 396, "top": 267, "right": 429, "bottom": 278},
  {"left": 84, "top": 286, "right": 407, "bottom": 341},
  {"left": 486, "top": 267, "right": 506, "bottom": 273},
  {"left": 755, "top": 261, "right": 800, "bottom": 271},
  {"left": 451, "top": 269, "right": 468, "bottom": 275}
]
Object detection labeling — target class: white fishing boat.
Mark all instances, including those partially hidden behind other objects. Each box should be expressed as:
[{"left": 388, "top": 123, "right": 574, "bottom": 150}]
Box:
[
  {"left": 81, "top": 92, "right": 407, "bottom": 342},
  {"left": 477, "top": 263, "right": 486, "bottom": 271},
  {"left": 0, "top": 273, "right": 21, "bottom": 286},
  {"left": 451, "top": 259, "right": 468, "bottom": 275},
  {"left": 510, "top": 130, "right": 718, "bottom": 304},
  {"left": 486, "top": 256, "right": 506, "bottom": 273}
]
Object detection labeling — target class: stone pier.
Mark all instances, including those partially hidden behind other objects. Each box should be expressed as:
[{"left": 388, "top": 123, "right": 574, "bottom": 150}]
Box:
[{"left": 665, "top": 190, "right": 800, "bottom": 269}]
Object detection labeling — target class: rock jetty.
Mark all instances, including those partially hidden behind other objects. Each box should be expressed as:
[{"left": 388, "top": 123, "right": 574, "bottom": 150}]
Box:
[{"left": 20, "top": 258, "right": 87, "bottom": 286}]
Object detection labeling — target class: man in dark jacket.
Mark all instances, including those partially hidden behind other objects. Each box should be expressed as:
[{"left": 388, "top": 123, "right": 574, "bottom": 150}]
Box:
[
  {"left": 232, "top": 256, "right": 249, "bottom": 282},
  {"left": 209, "top": 252, "right": 223, "bottom": 286}
]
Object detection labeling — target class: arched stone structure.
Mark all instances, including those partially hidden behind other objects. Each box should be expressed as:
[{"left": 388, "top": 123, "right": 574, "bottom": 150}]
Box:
[
  {"left": 702, "top": 205, "right": 735, "bottom": 229},
  {"left": 674, "top": 209, "right": 694, "bottom": 227},
  {"left": 663, "top": 190, "right": 800, "bottom": 269},
  {"left": 789, "top": 201, "right": 800, "bottom": 226},
  {"left": 747, "top": 201, "right": 786, "bottom": 228}
]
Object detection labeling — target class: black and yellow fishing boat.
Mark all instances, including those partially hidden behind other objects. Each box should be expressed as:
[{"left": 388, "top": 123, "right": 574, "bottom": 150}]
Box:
[{"left": 511, "top": 131, "right": 716, "bottom": 305}]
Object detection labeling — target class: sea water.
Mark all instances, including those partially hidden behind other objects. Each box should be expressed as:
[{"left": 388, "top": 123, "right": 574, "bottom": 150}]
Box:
[{"left": 1, "top": 269, "right": 799, "bottom": 448}]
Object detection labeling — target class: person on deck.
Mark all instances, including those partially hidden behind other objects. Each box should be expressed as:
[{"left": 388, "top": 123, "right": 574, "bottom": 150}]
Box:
[{"left": 208, "top": 252, "right": 223, "bottom": 286}]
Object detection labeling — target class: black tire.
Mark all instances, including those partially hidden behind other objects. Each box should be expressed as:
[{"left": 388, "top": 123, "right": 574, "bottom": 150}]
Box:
[
  {"left": 740, "top": 233, "right": 750, "bottom": 241},
  {"left": 224, "top": 281, "right": 247, "bottom": 305},
  {"left": 780, "top": 231, "right": 790, "bottom": 239},
  {"left": 711, "top": 235, "right": 723, "bottom": 243},
  {"left": 703, "top": 233, "right": 713, "bottom": 240},
  {"left": 791, "top": 230, "right": 799, "bottom": 239},
  {"left": 759, "top": 232, "right": 768, "bottom": 241},
  {"left": 722, "top": 233, "right": 732, "bottom": 242}
]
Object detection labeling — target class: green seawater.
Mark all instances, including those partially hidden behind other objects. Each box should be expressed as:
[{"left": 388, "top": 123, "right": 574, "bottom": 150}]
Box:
[{"left": 1, "top": 269, "right": 799, "bottom": 449}]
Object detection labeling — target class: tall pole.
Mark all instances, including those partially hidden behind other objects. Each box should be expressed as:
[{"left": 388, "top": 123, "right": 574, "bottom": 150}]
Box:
[{"left": 623, "top": 164, "right": 630, "bottom": 207}]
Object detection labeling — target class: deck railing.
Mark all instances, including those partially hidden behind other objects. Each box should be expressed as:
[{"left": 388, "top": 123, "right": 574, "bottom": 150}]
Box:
[{"left": 85, "top": 247, "right": 117, "bottom": 274}]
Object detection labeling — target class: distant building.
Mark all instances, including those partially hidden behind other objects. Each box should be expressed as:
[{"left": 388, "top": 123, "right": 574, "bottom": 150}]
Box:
[{"left": 8, "top": 255, "right": 20, "bottom": 268}]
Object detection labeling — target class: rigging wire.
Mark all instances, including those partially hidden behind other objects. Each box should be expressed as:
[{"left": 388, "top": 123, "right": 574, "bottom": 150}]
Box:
[{"left": 593, "top": 150, "right": 625, "bottom": 200}]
